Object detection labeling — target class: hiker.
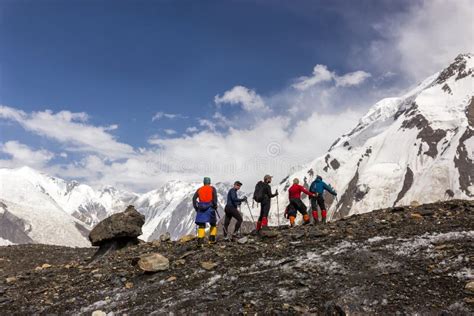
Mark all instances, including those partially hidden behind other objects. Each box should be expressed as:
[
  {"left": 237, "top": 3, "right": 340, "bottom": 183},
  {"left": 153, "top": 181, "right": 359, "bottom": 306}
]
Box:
[
  {"left": 309, "top": 175, "right": 337, "bottom": 224},
  {"left": 253, "top": 174, "right": 278, "bottom": 231},
  {"left": 224, "top": 181, "right": 247, "bottom": 240},
  {"left": 192, "top": 177, "right": 218, "bottom": 245},
  {"left": 288, "top": 178, "right": 315, "bottom": 226}
]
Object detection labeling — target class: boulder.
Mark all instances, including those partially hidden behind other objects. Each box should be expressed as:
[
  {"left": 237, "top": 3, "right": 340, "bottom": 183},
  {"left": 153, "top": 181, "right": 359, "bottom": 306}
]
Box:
[
  {"left": 138, "top": 253, "right": 170, "bottom": 272},
  {"left": 89, "top": 205, "right": 145, "bottom": 246}
]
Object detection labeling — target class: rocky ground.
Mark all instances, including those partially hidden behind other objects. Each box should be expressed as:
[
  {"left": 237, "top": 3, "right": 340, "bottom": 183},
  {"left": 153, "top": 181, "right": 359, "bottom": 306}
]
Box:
[{"left": 1, "top": 200, "right": 473, "bottom": 315}]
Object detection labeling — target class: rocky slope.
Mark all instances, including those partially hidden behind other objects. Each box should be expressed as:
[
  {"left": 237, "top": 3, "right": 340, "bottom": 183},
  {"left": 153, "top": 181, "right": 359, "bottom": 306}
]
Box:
[
  {"left": 271, "top": 54, "right": 474, "bottom": 224},
  {"left": 0, "top": 200, "right": 472, "bottom": 315}
]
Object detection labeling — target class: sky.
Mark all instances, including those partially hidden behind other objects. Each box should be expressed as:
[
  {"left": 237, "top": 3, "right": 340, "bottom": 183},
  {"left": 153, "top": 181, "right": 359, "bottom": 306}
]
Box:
[{"left": 0, "top": 0, "right": 473, "bottom": 192}]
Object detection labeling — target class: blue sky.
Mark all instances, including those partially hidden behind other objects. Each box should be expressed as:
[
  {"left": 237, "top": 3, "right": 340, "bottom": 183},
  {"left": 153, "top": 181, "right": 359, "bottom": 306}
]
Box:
[{"left": 1, "top": 0, "right": 473, "bottom": 191}]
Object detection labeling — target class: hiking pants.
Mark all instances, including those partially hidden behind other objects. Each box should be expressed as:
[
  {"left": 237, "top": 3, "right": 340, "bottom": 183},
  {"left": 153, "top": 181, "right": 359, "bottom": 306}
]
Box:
[
  {"left": 258, "top": 200, "right": 271, "bottom": 221},
  {"left": 224, "top": 205, "right": 243, "bottom": 236},
  {"left": 289, "top": 198, "right": 308, "bottom": 216},
  {"left": 311, "top": 194, "right": 326, "bottom": 211}
]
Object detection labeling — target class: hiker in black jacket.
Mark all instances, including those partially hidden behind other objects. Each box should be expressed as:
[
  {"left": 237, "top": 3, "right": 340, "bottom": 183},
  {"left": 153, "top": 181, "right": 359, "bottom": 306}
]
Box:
[
  {"left": 224, "top": 181, "right": 247, "bottom": 240},
  {"left": 254, "top": 174, "right": 278, "bottom": 231}
]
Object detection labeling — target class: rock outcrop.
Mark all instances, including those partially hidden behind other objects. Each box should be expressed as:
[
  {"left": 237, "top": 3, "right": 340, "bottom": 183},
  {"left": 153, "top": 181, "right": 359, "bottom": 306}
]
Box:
[{"left": 88, "top": 205, "right": 145, "bottom": 258}]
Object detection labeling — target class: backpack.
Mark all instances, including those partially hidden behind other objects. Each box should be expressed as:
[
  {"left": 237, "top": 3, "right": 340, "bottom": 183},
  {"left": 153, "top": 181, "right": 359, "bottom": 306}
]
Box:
[{"left": 253, "top": 181, "right": 265, "bottom": 203}]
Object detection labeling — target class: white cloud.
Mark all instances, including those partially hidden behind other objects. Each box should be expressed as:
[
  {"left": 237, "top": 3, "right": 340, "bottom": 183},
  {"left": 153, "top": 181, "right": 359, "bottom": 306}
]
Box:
[
  {"left": 335, "top": 71, "right": 372, "bottom": 87},
  {"left": 0, "top": 141, "right": 54, "bottom": 168},
  {"left": 164, "top": 129, "right": 177, "bottom": 135},
  {"left": 0, "top": 105, "right": 134, "bottom": 159},
  {"left": 152, "top": 111, "right": 187, "bottom": 121},
  {"left": 186, "top": 126, "right": 199, "bottom": 134},
  {"left": 293, "top": 65, "right": 371, "bottom": 91},
  {"left": 293, "top": 64, "right": 334, "bottom": 90},
  {"left": 214, "top": 85, "right": 268, "bottom": 112},
  {"left": 369, "top": 0, "right": 474, "bottom": 81}
]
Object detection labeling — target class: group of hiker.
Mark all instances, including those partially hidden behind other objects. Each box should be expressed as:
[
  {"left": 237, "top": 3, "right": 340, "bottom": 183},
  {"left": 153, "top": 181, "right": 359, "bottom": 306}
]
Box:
[{"left": 192, "top": 174, "right": 337, "bottom": 245}]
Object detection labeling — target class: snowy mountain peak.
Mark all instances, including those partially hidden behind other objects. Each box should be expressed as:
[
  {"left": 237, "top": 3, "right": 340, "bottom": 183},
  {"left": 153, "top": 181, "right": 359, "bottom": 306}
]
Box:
[{"left": 275, "top": 54, "right": 474, "bottom": 224}]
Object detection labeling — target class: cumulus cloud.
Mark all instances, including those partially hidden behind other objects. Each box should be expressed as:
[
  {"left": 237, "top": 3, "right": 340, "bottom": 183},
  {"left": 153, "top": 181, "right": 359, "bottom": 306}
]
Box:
[
  {"left": 0, "top": 141, "right": 54, "bottom": 168},
  {"left": 293, "top": 64, "right": 371, "bottom": 91},
  {"left": 0, "top": 105, "right": 134, "bottom": 159},
  {"left": 293, "top": 64, "right": 334, "bottom": 90},
  {"left": 214, "top": 85, "right": 268, "bottom": 112},
  {"left": 369, "top": 0, "right": 474, "bottom": 81}
]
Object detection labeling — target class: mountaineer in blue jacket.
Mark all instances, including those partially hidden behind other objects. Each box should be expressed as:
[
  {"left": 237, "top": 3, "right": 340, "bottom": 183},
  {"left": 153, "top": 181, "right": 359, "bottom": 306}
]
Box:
[
  {"left": 309, "top": 175, "right": 337, "bottom": 224},
  {"left": 224, "top": 181, "right": 247, "bottom": 240}
]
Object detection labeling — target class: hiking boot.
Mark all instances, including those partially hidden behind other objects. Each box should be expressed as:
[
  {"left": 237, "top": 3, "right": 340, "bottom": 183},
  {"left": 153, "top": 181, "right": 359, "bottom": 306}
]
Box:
[
  {"left": 232, "top": 233, "right": 241, "bottom": 240},
  {"left": 208, "top": 235, "right": 217, "bottom": 244}
]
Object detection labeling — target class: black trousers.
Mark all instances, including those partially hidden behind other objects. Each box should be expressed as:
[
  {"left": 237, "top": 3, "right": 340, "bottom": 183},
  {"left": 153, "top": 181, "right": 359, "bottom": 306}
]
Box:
[
  {"left": 289, "top": 198, "right": 308, "bottom": 215},
  {"left": 258, "top": 200, "right": 271, "bottom": 221},
  {"left": 310, "top": 194, "right": 326, "bottom": 211},
  {"left": 224, "top": 205, "right": 243, "bottom": 235}
]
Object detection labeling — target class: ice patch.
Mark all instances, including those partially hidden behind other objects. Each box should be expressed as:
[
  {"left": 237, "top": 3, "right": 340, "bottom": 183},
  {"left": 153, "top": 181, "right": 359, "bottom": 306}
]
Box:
[
  {"left": 367, "top": 236, "right": 392, "bottom": 243},
  {"left": 386, "top": 231, "right": 474, "bottom": 256}
]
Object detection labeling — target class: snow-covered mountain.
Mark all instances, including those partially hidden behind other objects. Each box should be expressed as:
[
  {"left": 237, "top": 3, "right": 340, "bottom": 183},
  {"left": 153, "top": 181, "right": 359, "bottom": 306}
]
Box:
[
  {"left": 1, "top": 54, "right": 472, "bottom": 246},
  {"left": 271, "top": 54, "right": 474, "bottom": 223},
  {"left": 0, "top": 166, "right": 251, "bottom": 245}
]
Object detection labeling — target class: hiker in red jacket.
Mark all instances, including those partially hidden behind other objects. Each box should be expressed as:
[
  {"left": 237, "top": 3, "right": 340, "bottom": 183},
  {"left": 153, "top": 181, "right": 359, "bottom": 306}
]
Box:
[{"left": 287, "top": 178, "right": 315, "bottom": 226}]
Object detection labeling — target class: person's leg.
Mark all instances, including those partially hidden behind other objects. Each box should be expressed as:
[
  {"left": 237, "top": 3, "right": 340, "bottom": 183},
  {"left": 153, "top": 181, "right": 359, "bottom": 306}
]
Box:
[
  {"left": 261, "top": 201, "right": 270, "bottom": 228},
  {"left": 257, "top": 204, "right": 263, "bottom": 231},
  {"left": 223, "top": 206, "right": 232, "bottom": 238},
  {"left": 232, "top": 207, "right": 243, "bottom": 236},
  {"left": 209, "top": 209, "right": 217, "bottom": 243},
  {"left": 197, "top": 223, "right": 206, "bottom": 246},
  {"left": 311, "top": 197, "right": 319, "bottom": 222},
  {"left": 317, "top": 195, "right": 327, "bottom": 223},
  {"left": 297, "top": 199, "right": 310, "bottom": 224}
]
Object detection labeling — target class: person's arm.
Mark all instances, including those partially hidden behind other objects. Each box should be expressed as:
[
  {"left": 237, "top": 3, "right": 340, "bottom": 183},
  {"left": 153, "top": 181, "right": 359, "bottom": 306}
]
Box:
[
  {"left": 300, "top": 185, "right": 314, "bottom": 197},
  {"left": 192, "top": 190, "right": 199, "bottom": 210},
  {"left": 323, "top": 182, "right": 337, "bottom": 196},
  {"left": 212, "top": 187, "right": 218, "bottom": 208}
]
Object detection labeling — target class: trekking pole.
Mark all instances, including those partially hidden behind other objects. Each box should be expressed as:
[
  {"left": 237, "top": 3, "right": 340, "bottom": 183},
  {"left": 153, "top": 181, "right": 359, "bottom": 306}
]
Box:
[{"left": 276, "top": 194, "right": 281, "bottom": 228}]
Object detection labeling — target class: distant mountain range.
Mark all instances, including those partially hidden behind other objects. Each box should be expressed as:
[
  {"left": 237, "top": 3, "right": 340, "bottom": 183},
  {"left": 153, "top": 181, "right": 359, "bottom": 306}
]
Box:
[{"left": 1, "top": 54, "right": 473, "bottom": 246}]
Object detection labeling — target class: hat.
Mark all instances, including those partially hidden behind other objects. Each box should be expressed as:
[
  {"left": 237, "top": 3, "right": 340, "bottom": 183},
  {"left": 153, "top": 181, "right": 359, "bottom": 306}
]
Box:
[
  {"left": 203, "top": 177, "right": 211, "bottom": 185},
  {"left": 234, "top": 181, "right": 243, "bottom": 186},
  {"left": 264, "top": 174, "right": 273, "bottom": 181},
  {"left": 293, "top": 178, "right": 300, "bottom": 184}
]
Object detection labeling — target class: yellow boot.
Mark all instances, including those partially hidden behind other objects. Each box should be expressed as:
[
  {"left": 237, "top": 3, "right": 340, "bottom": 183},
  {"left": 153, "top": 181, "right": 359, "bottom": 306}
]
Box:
[{"left": 209, "top": 225, "right": 217, "bottom": 244}]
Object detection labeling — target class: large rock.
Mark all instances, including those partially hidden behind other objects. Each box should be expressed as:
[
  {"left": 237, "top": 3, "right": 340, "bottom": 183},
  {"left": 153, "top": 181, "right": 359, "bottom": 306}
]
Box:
[
  {"left": 89, "top": 205, "right": 145, "bottom": 246},
  {"left": 138, "top": 253, "right": 170, "bottom": 272}
]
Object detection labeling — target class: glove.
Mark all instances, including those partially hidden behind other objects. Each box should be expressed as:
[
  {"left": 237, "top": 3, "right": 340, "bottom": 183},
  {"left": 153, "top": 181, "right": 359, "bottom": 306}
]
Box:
[
  {"left": 275, "top": 191, "right": 279, "bottom": 196},
  {"left": 243, "top": 196, "right": 248, "bottom": 201}
]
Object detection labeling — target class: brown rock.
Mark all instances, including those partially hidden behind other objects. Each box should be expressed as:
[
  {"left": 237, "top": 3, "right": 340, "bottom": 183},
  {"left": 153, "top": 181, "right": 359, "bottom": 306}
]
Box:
[
  {"left": 138, "top": 253, "right": 170, "bottom": 272},
  {"left": 201, "top": 261, "right": 218, "bottom": 270},
  {"left": 179, "top": 234, "right": 196, "bottom": 243},
  {"left": 465, "top": 281, "right": 474, "bottom": 294},
  {"left": 410, "top": 213, "right": 423, "bottom": 220}
]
